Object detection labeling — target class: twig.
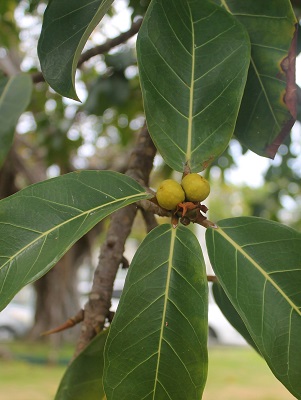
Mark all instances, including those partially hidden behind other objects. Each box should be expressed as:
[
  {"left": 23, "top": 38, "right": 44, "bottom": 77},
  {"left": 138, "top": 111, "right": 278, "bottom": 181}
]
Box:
[
  {"left": 32, "top": 19, "right": 142, "bottom": 84},
  {"left": 136, "top": 197, "right": 171, "bottom": 217},
  {"left": 41, "top": 309, "right": 84, "bottom": 336},
  {"left": 120, "top": 255, "right": 130, "bottom": 269},
  {"left": 140, "top": 208, "right": 158, "bottom": 233},
  {"left": 78, "top": 19, "right": 142, "bottom": 68},
  {"left": 74, "top": 125, "right": 156, "bottom": 356},
  {"left": 207, "top": 275, "right": 218, "bottom": 283}
]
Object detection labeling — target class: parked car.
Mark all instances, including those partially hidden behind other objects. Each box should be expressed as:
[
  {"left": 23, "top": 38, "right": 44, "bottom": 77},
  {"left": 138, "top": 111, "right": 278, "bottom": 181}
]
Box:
[
  {"left": 0, "top": 287, "right": 35, "bottom": 341},
  {"left": 110, "top": 278, "right": 246, "bottom": 346}
]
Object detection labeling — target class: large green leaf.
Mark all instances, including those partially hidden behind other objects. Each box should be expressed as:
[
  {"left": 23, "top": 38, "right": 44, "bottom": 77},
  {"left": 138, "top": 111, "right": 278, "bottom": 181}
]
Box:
[
  {"left": 38, "top": 0, "right": 114, "bottom": 100},
  {"left": 55, "top": 329, "right": 108, "bottom": 400},
  {"left": 104, "top": 224, "right": 208, "bottom": 399},
  {"left": 0, "top": 74, "right": 32, "bottom": 166},
  {"left": 0, "top": 171, "right": 150, "bottom": 311},
  {"left": 214, "top": 0, "right": 297, "bottom": 157},
  {"left": 212, "top": 282, "right": 260, "bottom": 354},
  {"left": 137, "top": 0, "right": 250, "bottom": 173},
  {"left": 206, "top": 217, "right": 301, "bottom": 398}
]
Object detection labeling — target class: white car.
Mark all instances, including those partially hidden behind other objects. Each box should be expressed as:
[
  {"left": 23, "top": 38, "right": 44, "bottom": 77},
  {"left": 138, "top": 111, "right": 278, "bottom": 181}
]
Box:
[{"left": 0, "top": 287, "right": 35, "bottom": 341}]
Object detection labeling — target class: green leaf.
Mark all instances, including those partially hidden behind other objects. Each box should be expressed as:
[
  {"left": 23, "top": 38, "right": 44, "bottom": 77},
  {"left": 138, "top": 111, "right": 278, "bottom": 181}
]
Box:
[
  {"left": 55, "top": 329, "right": 108, "bottom": 400},
  {"left": 84, "top": 74, "right": 131, "bottom": 116},
  {"left": 215, "top": 0, "right": 298, "bottom": 158},
  {"left": 38, "top": 0, "right": 114, "bottom": 100},
  {"left": 212, "top": 282, "right": 260, "bottom": 354},
  {"left": 104, "top": 224, "right": 208, "bottom": 400},
  {"left": 137, "top": 0, "right": 250, "bottom": 173},
  {"left": 0, "top": 171, "right": 150, "bottom": 311},
  {"left": 0, "top": 74, "right": 32, "bottom": 166},
  {"left": 206, "top": 217, "right": 301, "bottom": 398}
]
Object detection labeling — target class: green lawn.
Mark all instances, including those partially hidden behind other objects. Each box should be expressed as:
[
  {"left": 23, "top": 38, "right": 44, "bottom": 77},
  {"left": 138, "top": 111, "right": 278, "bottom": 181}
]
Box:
[
  {"left": 0, "top": 343, "right": 296, "bottom": 400},
  {"left": 0, "top": 360, "right": 65, "bottom": 400},
  {"left": 204, "top": 346, "right": 296, "bottom": 400},
  {"left": 0, "top": 341, "right": 71, "bottom": 400}
]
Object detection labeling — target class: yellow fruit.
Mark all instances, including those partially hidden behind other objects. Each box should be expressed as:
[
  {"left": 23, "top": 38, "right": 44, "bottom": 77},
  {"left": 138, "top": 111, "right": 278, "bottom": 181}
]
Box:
[
  {"left": 181, "top": 173, "right": 210, "bottom": 202},
  {"left": 156, "top": 179, "right": 185, "bottom": 210}
]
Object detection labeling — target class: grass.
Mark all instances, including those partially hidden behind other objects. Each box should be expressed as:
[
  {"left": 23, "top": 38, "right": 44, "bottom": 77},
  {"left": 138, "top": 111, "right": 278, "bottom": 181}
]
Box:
[
  {"left": 0, "top": 340, "right": 72, "bottom": 400},
  {"left": 204, "top": 346, "right": 296, "bottom": 400},
  {"left": 0, "top": 361, "right": 65, "bottom": 400},
  {"left": 0, "top": 342, "right": 296, "bottom": 400}
]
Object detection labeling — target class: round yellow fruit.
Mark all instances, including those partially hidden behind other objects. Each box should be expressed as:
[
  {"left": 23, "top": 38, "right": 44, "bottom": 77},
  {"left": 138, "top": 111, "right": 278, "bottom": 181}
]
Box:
[
  {"left": 156, "top": 179, "right": 185, "bottom": 210},
  {"left": 181, "top": 173, "right": 210, "bottom": 202}
]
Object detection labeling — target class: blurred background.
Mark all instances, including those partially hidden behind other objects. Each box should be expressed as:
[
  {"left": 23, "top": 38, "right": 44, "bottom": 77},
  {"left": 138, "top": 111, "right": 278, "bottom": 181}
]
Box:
[{"left": 0, "top": 0, "right": 300, "bottom": 399}]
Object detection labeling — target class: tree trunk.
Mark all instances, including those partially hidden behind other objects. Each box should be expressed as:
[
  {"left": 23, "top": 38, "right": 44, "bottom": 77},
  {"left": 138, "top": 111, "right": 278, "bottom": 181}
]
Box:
[
  {"left": 29, "top": 228, "right": 99, "bottom": 351},
  {"left": 30, "top": 246, "right": 81, "bottom": 344}
]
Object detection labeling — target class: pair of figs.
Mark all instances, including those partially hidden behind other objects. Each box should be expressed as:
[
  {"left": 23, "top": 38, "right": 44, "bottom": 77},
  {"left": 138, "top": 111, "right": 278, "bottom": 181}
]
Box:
[{"left": 156, "top": 173, "right": 210, "bottom": 210}]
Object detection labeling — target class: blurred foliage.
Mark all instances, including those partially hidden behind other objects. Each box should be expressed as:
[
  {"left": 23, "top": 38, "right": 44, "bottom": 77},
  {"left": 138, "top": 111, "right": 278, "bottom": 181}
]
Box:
[
  {"left": 26, "top": 0, "right": 47, "bottom": 13},
  {"left": 0, "top": 0, "right": 19, "bottom": 48},
  {"left": 84, "top": 47, "right": 144, "bottom": 146},
  {"left": 206, "top": 131, "right": 301, "bottom": 232},
  {"left": 128, "top": 0, "right": 150, "bottom": 19},
  {"left": 0, "top": 0, "right": 153, "bottom": 187}
]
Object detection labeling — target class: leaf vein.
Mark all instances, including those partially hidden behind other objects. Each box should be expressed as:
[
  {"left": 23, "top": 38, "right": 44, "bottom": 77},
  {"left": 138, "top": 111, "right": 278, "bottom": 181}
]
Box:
[
  {"left": 48, "top": 0, "right": 100, "bottom": 23},
  {"left": 168, "top": 298, "right": 204, "bottom": 348},
  {"left": 194, "top": 43, "right": 244, "bottom": 83},
  {"left": 250, "top": 58, "right": 280, "bottom": 129},
  {"left": 148, "top": 38, "right": 190, "bottom": 90},
  {"left": 162, "top": 337, "right": 197, "bottom": 388},
  {"left": 193, "top": 63, "right": 243, "bottom": 119},
  {"left": 194, "top": 24, "right": 235, "bottom": 50},
  {"left": 193, "top": 9, "right": 218, "bottom": 24},
  {"left": 0, "top": 222, "right": 42, "bottom": 234},
  {"left": 233, "top": 13, "right": 289, "bottom": 20},
  {"left": 162, "top": 7, "right": 192, "bottom": 56},
  {"left": 216, "top": 228, "right": 301, "bottom": 317},
  {"left": 251, "top": 43, "right": 287, "bottom": 53}
]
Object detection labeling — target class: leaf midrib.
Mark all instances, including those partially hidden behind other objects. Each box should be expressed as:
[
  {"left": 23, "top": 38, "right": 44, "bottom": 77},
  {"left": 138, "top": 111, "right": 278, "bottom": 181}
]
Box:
[
  {"left": 153, "top": 227, "right": 176, "bottom": 398},
  {"left": 186, "top": 3, "right": 195, "bottom": 164},
  {"left": 216, "top": 227, "right": 301, "bottom": 317}
]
